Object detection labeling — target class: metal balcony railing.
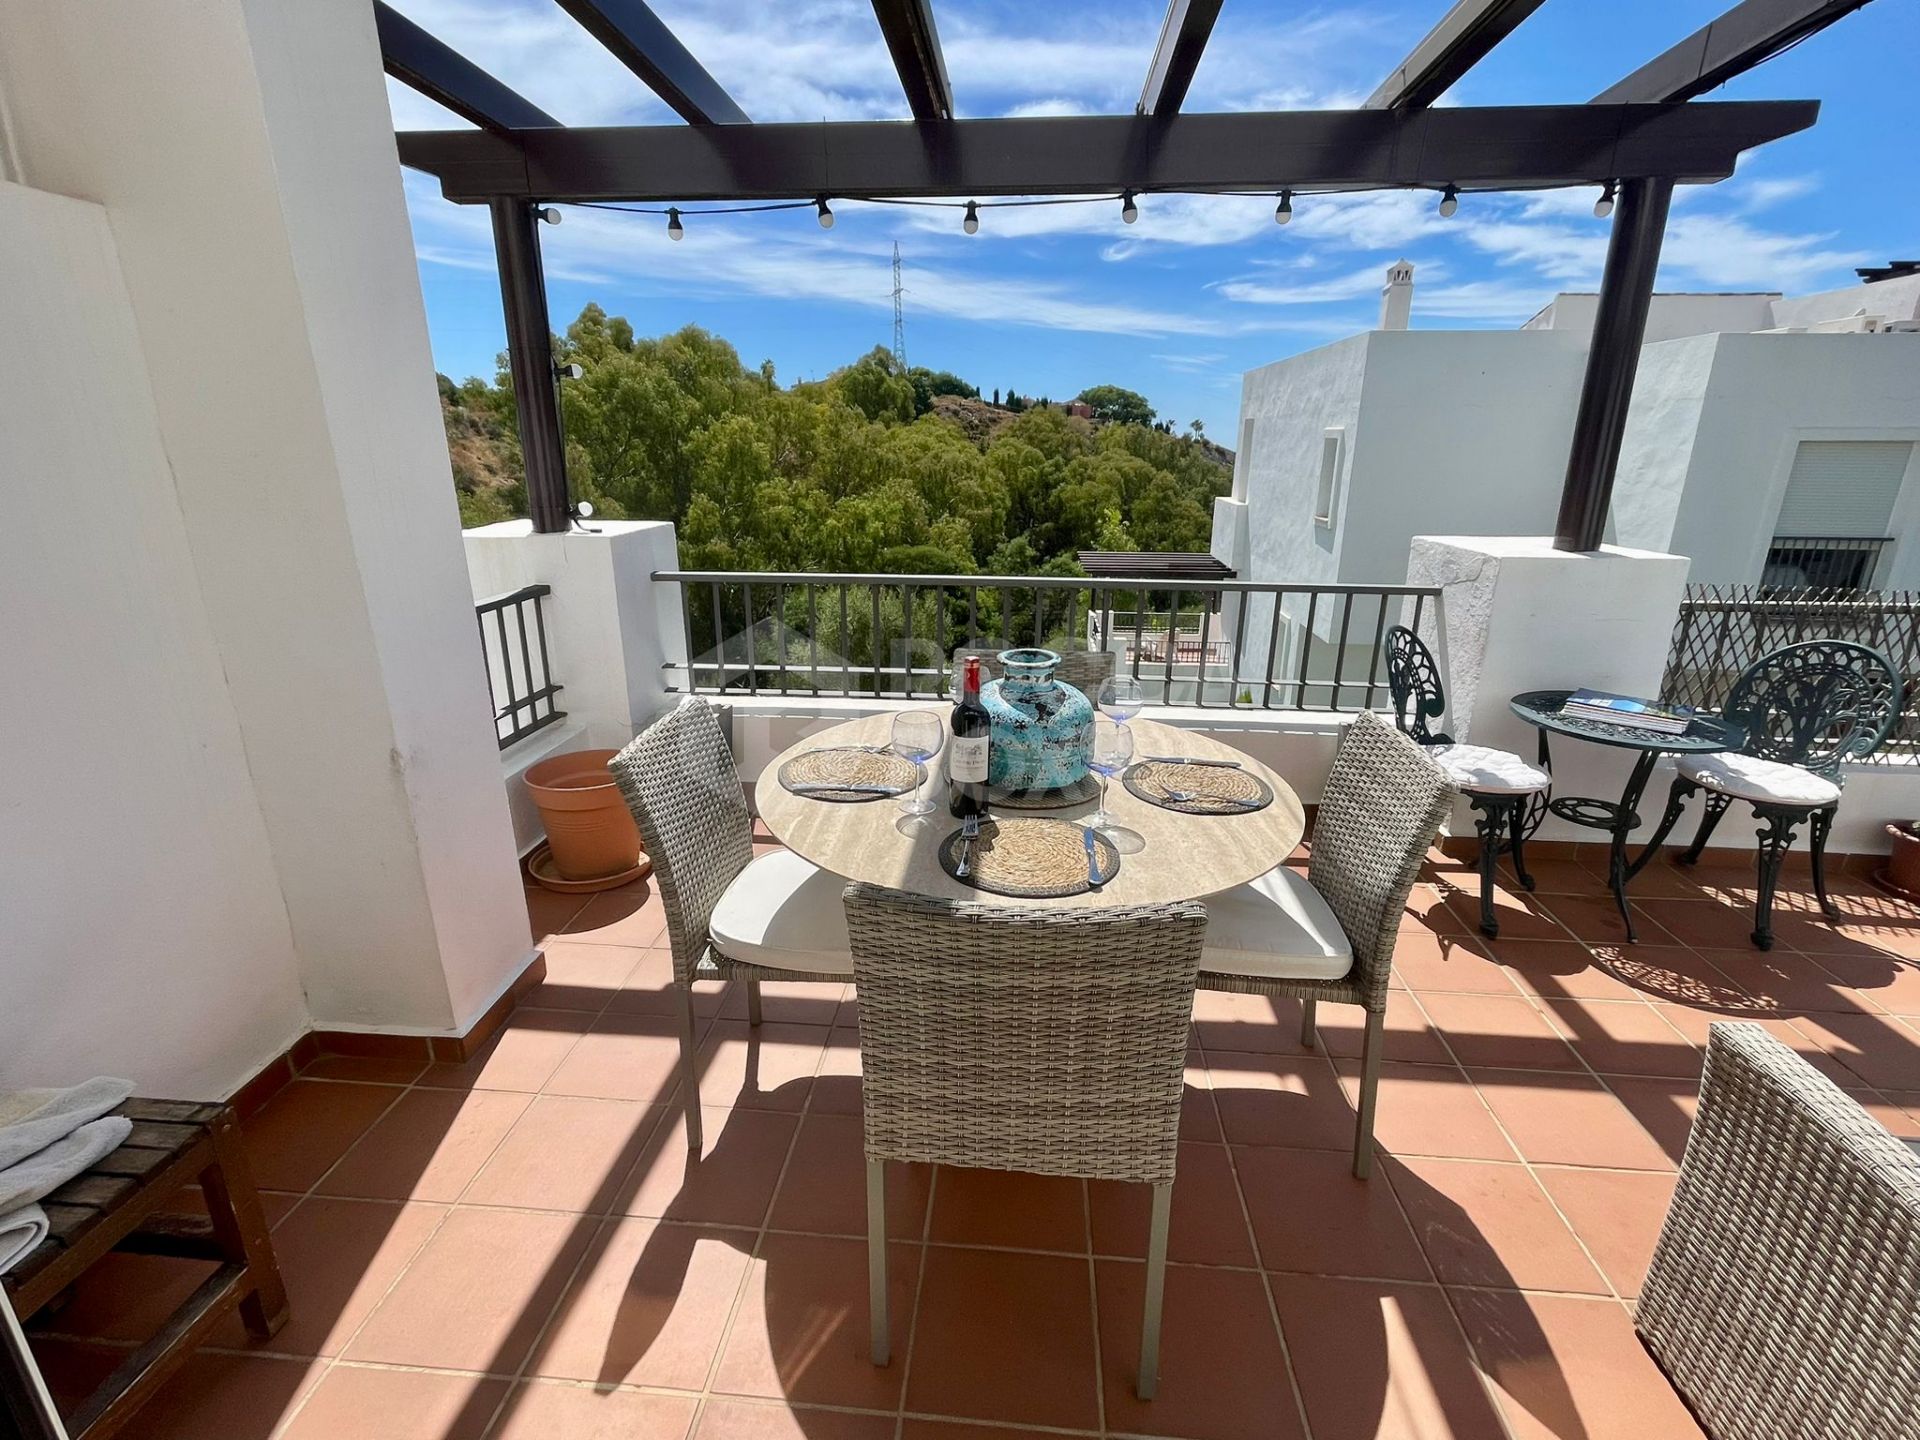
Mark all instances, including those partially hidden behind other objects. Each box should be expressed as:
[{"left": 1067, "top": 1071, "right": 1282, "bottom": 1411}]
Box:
[
  {"left": 1761, "top": 536, "right": 1892, "bottom": 593},
  {"left": 655, "top": 570, "right": 1442, "bottom": 711},
  {"left": 476, "top": 583, "right": 564, "bottom": 749}
]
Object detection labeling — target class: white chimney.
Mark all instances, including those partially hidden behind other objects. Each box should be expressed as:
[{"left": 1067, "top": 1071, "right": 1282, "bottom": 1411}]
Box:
[{"left": 1380, "top": 260, "right": 1414, "bottom": 330}]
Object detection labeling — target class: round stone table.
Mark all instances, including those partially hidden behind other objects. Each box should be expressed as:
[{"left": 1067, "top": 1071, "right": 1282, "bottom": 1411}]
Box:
[{"left": 754, "top": 712, "right": 1305, "bottom": 909}]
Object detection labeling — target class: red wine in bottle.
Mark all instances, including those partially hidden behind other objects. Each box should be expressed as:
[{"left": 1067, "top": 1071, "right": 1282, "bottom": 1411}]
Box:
[{"left": 948, "top": 655, "right": 992, "bottom": 818}]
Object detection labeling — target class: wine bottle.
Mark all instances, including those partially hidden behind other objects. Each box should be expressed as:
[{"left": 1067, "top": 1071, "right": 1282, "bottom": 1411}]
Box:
[{"left": 948, "top": 655, "right": 991, "bottom": 818}]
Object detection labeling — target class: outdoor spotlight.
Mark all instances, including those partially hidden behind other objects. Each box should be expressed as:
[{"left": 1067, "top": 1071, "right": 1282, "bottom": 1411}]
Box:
[
  {"left": 963, "top": 200, "right": 980, "bottom": 235},
  {"left": 555, "top": 362, "right": 584, "bottom": 380},
  {"left": 667, "top": 207, "right": 684, "bottom": 241},
  {"left": 1274, "top": 189, "right": 1293, "bottom": 225},
  {"left": 575, "top": 501, "right": 594, "bottom": 518},
  {"left": 816, "top": 197, "right": 835, "bottom": 229},
  {"left": 536, "top": 206, "right": 561, "bottom": 225},
  {"left": 1438, "top": 185, "right": 1459, "bottom": 218},
  {"left": 1121, "top": 190, "right": 1139, "bottom": 224},
  {"left": 1594, "top": 182, "right": 1617, "bottom": 219}
]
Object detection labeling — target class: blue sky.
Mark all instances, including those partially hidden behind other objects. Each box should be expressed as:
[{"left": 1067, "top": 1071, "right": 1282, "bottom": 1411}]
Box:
[{"left": 391, "top": 0, "right": 1918, "bottom": 438}]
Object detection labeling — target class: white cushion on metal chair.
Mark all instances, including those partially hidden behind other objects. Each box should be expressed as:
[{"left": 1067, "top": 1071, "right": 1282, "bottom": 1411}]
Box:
[
  {"left": 1200, "top": 866, "right": 1353, "bottom": 981},
  {"left": 1675, "top": 752, "right": 1841, "bottom": 809},
  {"left": 1429, "top": 743, "right": 1551, "bottom": 796},
  {"left": 709, "top": 849, "right": 853, "bottom": 975}
]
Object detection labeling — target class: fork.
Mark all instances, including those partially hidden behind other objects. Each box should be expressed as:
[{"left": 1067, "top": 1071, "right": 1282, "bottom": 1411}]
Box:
[
  {"left": 955, "top": 813, "right": 981, "bottom": 877},
  {"left": 1164, "top": 788, "right": 1261, "bottom": 810}
]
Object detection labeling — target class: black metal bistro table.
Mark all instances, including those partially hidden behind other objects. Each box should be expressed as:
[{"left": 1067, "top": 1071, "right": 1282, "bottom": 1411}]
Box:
[{"left": 1508, "top": 690, "right": 1741, "bottom": 941}]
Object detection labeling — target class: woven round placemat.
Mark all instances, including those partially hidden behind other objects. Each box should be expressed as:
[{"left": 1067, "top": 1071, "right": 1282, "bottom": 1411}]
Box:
[
  {"left": 937, "top": 817, "right": 1120, "bottom": 898},
  {"left": 778, "top": 747, "right": 919, "bottom": 802},
  {"left": 1123, "top": 761, "right": 1274, "bottom": 815},
  {"left": 988, "top": 773, "right": 1103, "bottom": 810}
]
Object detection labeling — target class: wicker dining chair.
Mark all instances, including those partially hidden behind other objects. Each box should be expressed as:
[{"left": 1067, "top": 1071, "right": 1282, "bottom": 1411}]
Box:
[
  {"left": 608, "top": 697, "right": 851, "bottom": 1150},
  {"left": 844, "top": 884, "right": 1208, "bottom": 1400},
  {"left": 953, "top": 646, "right": 1117, "bottom": 697},
  {"left": 1196, "top": 710, "right": 1454, "bottom": 1177}
]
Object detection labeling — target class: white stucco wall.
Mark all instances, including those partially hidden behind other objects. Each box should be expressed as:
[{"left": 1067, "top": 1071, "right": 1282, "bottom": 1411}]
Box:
[
  {"left": 0, "top": 183, "right": 310, "bottom": 1097},
  {"left": 1525, "top": 292, "right": 1781, "bottom": 341},
  {"left": 1771, "top": 273, "right": 1920, "bottom": 329}
]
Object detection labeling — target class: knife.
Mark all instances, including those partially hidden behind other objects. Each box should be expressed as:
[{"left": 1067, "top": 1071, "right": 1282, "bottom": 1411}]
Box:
[
  {"left": 1082, "top": 826, "right": 1104, "bottom": 888},
  {"left": 791, "top": 782, "right": 904, "bottom": 795},
  {"left": 1144, "top": 754, "right": 1242, "bottom": 768}
]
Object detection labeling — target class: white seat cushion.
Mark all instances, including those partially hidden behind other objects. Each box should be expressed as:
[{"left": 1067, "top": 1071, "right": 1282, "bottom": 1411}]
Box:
[
  {"left": 1675, "top": 752, "right": 1841, "bottom": 809},
  {"left": 1200, "top": 866, "right": 1353, "bottom": 982},
  {"left": 708, "top": 849, "right": 852, "bottom": 975},
  {"left": 1429, "top": 743, "right": 1551, "bottom": 796}
]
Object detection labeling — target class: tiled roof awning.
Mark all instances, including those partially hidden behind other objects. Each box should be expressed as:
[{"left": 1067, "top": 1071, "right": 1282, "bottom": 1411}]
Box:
[{"left": 1076, "top": 552, "right": 1235, "bottom": 582}]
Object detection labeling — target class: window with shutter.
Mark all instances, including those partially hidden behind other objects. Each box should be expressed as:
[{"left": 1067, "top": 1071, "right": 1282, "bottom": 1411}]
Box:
[{"left": 1764, "top": 441, "right": 1911, "bottom": 591}]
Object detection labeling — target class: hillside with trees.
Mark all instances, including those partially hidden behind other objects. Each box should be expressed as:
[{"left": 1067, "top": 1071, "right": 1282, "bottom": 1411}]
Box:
[{"left": 445, "top": 304, "right": 1232, "bottom": 583}]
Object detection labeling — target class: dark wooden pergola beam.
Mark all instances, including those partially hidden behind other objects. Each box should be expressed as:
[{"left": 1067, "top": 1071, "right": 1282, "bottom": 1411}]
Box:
[
  {"left": 396, "top": 100, "right": 1818, "bottom": 203},
  {"left": 871, "top": 0, "right": 954, "bottom": 122},
  {"left": 1365, "top": 0, "right": 1548, "bottom": 110},
  {"left": 1593, "top": 0, "right": 1875, "bottom": 103},
  {"left": 551, "top": 0, "right": 749, "bottom": 124},
  {"left": 374, "top": 1, "right": 559, "bottom": 132},
  {"left": 1137, "top": 0, "right": 1224, "bottom": 117}
]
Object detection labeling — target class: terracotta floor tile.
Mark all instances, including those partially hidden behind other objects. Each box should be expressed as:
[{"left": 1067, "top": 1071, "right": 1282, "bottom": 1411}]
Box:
[
  {"left": 768, "top": 1112, "right": 931, "bottom": 1239},
  {"left": 1389, "top": 932, "right": 1519, "bottom": 996},
  {"left": 26, "top": 1338, "right": 145, "bottom": 1414},
  {"left": 464, "top": 1095, "right": 666, "bottom": 1214},
  {"left": 1590, "top": 944, "right": 1765, "bottom": 1011},
  {"left": 279, "top": 1365, "right": 507, "bottom": 1440},
  {"left": 541, "top": 1009, "right": 697, "bottom": 1105},
  {"left": 1450, "top": 1289, "right": 1706, "bottom": 1440},
  {"left": 1318, "top": 992, "right": 1454, "bottom": 1067},
  {"left": 1403, "top": 883, "right": 1470, "bottom": 938},
  {"left": 809, "top": 1028, "right": 865, "bottom": 1115},
  {"left": 696, "top": 1021, "right": 828, "bottom": 1111},
  {"left": 1192, "top": 989, "right": 1314, "bottom": 1055},
  {"left": 1088, "top": 1141, "right": 1257, "bottom": 1266},
  {"left": 698, "top": 1399, "right": 898, "bottom": 1440},
  {"left": 215, "top": 1197, "right": 447, "bottom": 1355},
  {"left": 299, "top": 1052, "right": 429, "bottom": 1084},
  {"left": 1413, "top": 993, "right": 1583, "bottom": 1072},
  {"left": 1498, "top": 857, "right": 1611, "bottom": 896},
  {"left": 622, "top": 1105, "right": 799, "bottom": 1227},
  {"left": 28, "top": 1252, "right": 213, "bottom": 1343},
  {"left": 527, "top": 939, "right": 648, "bottom": 1011},
  {"left": 1485, "top": 939, "right": 1647, "bottom": 1004},
  {"left": 317, "top": 1088, "right": 530, "bottom": 1203},
  {"left": 1695, "top": 946, "right": 1878, "bottom": 1015},
  {"left": 1441, "top": 887, "right": 1568, "bottom": 943},
  {"left": 1535, "top": 1168, "right": 1677, "bottom": 1300},
  {"left": 1179, "top": 1065, "right": 1223, "bottom": 1142},
  {"left": 418, "top": 1009, "right": 588, "bottom": 1093},
  {"left": 1808, "top": 949, "right": 1920, "bottom": 1016},
  {"left": 1772, "top": 910, "right": 1908, "bottom": 957},
  {"left": 488, "top": 1380, "right": 698, "bottom": 1440},
  {"left": 1852, "top": 1087, "right": 1920, "bottom": 1138},
  {"left": 1096, "top": 1259, "right": 1303, "bottom": 1440},
  {"left": 561, "top": 881, "right": 670, "bottom": 947},
  {"left": 1602, "top": 1076, "right": 1699, "bottom": 1165},
  {"left": 711, "top": 979, "right": 849, "bottom": 1027},
  {"left": 1468, "top": 1069, "right": 1674, "bottom": 1171},
  {"left": 901, "top": 1424, "right": 1091, "bottom": 1440},
  {"left": 1652, "top": 1007, "right": 1861, "bottom": 1087},
  {"left": 928, "top": 1165, "right": 1088, "bottom": 1253},
  {"left": 1789, "top": 1009, "right": 1920, "bottom": 1090},
  {"left": 1274, "top": 1274, "right": 1507, "bottom": 1440},
  {"left": 241, "top": 1079, "right": 402, "bottom": 1192},
  {"left": 713, "top": 1234, "right": 919, "bottom": 1411},
  {"left": 1387, "top": 1157, "right": 1606, "bottom": 1295},
  {"left": 1234, "top": 1145, "right": 1431, "bottom": 1282},
  {"left": 1629, "top": 899, "right": 1759, "bottom": 951},
  {"left": 1537, "top": 891, "right": 1680, "bottom": 948},
  {"left": 526, "top": 884, "right": 593, "bottom": 944},
  {"left": 126, "top": 1353, "right": 323, "bottom": 1440},
  {"left": 905, "top": 1246, "right": 1100, "bottom": 1430},
  {"left": 1332, "top": 1060, "right": 1516, "bottom": 1163},
  {"left": 345, "top": 1205, "right": 596, "bottom": 1373},
  {"left": 1539, "top": 998, "right": 1700, "bottom": 1078},
  {"left": 1208, "top": 1049, "right": 1358, "bottom": 1151},
  {"left": 530, "top": 1217, "right": 753, "bottom": 1388}
]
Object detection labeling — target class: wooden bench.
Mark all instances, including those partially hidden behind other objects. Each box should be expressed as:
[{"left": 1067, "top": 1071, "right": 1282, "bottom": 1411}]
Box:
[{"left": 2, "top": 1100, "right": 287, "bottom": 1439}]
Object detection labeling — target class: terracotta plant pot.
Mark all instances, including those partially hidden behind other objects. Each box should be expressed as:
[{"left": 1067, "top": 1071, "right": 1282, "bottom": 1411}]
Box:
[
  {"left": 523, "top": 749, "right": 644, "bottom": 887},
  {"left": 1875, "top": 820, "right": 1920, "bottom": 904}
]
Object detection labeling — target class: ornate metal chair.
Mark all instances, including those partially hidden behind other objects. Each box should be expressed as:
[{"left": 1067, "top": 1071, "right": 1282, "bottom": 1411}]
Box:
[
  {"left": 845, "top": 883, "right": 1207, "bottom": 1398},
  {"left": 1383, "top": 625, "right": 1552, "bottom": 938},
  {"left": 1195, "top": 710, "right": 1454, "bottom": 1178},
  {"left": 1640, "top": 639, "right": 1901, "bottom": 949},
  {"left": 608, "top": 697, "right": 852, "bottom": 1149}
]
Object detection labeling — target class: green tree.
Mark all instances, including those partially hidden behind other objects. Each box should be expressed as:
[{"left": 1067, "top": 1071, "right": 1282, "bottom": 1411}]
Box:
[{"left": 1076, "top": 384, "right": 1156, "bottom": 426}]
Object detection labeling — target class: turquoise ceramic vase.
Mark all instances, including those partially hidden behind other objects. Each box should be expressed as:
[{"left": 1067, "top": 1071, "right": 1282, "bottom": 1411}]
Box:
[{"left": 982, "top": 648, "right": 1094, "bottom": 791}]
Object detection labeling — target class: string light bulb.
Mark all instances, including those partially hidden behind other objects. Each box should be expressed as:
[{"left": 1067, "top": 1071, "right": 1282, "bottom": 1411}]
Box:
[
  {"left": 815, "top": 197, "right": 834, "bottom": 229},
  {"left": 963, "top": 200, "right": 979, "bottom": 235},
  {"left": 666, "top": 207, "right": 684, "bottom": 241},
  {"left": 1274, "top": 189, "right": 1293, "bottom": 225},
  {"left": 1594, "top": 181, "right": 1617, "bottom": 219},
  {"left": 1437, "top": 184, "right": 1459, "bottom": 218},
  {"left": 1120, "top": 189, "right": 1139, "bottom": 224}
]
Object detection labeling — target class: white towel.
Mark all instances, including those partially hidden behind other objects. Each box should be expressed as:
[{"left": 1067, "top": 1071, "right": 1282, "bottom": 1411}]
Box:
[
  {"left": 0, "top": 1115, "right": 133, "bottom": 1218},
  {"left": 0, "top": 1202, "right": 49, "bottom": 1276},
  {"left": 0, "top": 1078, "right": 133, "bottom": 1171}
]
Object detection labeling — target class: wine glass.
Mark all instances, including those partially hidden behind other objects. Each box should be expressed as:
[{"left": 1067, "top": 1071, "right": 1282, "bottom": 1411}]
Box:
[
  {"left": 1087, "top": 715, "right": 1134, "bottom": 832},
  {"left": 1096, "top": 675, "right": 1145, "bottom": 726},
  {"left": 891, "top": 711, "right": 943, "bottom": 816}
]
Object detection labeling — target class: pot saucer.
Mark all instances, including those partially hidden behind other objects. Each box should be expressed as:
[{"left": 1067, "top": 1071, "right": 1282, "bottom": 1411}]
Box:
[
  {"left": 526, "top": 843, "right": 651, "bottom": 893},
  {"left": 1869, "top": 867, "right": 1920, "bottom": 906}
]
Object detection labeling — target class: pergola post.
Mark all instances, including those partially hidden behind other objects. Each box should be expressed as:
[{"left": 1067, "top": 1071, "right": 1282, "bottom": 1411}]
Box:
[
  {"left": 1553, "top": 176, "right": 1675, "bottom": 552},
  {"left": 489, "top": 198, "right": 570, "bottom": 534}
]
